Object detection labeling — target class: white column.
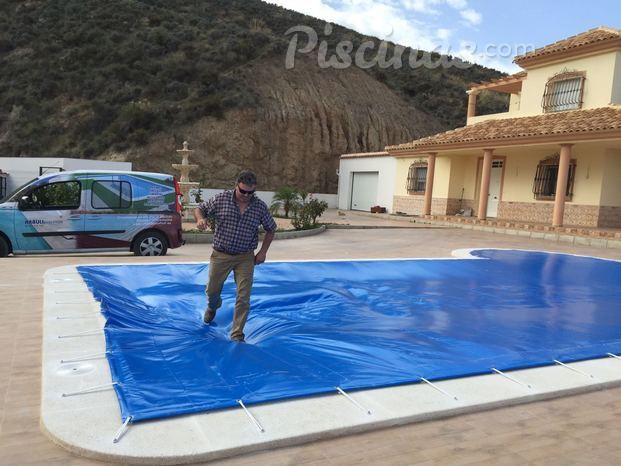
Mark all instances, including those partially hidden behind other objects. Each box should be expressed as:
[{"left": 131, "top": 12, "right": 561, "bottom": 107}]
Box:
[
  {"left": 552, "top": 144, "right": 572, "bottom": 227},
  {"left": 477, "top": 149, "right": 494, "bottom": 220},
  {"left": 423, "top": 153, "right": 437, "bottom": 216}
]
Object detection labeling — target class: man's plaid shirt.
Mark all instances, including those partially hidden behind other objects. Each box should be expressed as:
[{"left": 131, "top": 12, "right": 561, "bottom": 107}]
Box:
[{"left": 199, "top": 190, "right": 277, "bottom": 254}]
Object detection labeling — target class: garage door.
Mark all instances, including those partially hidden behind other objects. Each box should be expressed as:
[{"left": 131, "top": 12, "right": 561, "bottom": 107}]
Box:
[{"left": 350, "top": 172, "right": 378, "bottom": 211}]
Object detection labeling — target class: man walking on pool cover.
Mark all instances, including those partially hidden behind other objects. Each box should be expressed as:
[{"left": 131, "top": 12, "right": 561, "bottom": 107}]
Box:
[{"left": 194, "top": 170, "right": 277, "bottom": 342}]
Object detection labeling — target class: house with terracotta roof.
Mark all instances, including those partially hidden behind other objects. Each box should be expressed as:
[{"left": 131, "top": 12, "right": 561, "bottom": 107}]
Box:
[{"left": 339, "top": 27, "right": 621, "bottom": 228}]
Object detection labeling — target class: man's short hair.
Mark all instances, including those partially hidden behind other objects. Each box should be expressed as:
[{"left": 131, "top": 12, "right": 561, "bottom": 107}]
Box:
[{"left": 237, "top": 170, "right": 257, "bottom": 186}]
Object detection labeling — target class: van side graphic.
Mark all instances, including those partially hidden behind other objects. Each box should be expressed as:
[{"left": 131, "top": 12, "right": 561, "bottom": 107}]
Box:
[{"left": 0, "top": 170, "right": 184, "bottom": 256}]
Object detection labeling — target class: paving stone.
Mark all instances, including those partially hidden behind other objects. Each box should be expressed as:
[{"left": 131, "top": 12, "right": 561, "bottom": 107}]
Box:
[{"left": 3, "top": 212, "right": 621, "bottom": 465}]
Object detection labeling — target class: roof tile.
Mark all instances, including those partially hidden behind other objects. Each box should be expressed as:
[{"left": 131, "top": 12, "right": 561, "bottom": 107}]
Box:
[
  {"left": 514, "top": 27, "right": 621, "bottom": 64},
  {"left": 387, "top": 106, "right": 621, "bottom": 152}
]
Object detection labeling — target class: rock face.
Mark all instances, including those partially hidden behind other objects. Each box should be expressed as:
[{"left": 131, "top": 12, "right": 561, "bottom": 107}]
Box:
[{"left": 121, "top": 57, "right": 446, "bottom": 193}]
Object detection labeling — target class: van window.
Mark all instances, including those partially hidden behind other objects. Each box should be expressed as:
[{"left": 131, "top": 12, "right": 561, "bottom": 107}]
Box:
[
  {"left": 92, "top": 181, "right": 132, "bottom": 209},
  {"left": 6, "top": 178, "right": 36, "bottom": 202},
  {"left": 22, "top": 181, "right": 81, "bottom": 210}
]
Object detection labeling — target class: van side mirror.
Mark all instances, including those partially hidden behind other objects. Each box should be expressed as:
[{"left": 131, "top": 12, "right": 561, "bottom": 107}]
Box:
[{"left": 18, "top": 195, "right": 30, "bottom": 210}]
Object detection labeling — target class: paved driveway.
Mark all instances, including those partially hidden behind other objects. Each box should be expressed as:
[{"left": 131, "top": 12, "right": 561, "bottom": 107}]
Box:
[{"left": 2, "top": 226, "right": 621, "bottom": 465}]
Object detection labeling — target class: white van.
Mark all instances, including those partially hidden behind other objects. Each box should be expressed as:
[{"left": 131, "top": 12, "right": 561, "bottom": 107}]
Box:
[{"left": 0, "top": 170, "right": 184, "bottom": 256}]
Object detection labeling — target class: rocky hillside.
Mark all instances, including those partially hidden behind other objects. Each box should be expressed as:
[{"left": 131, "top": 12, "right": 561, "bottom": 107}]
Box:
[
  {"left": 0, "top": 0, "right": 507, "bottom": 193},
  {"left": 127, "top": 56, "right": 445, "bottom": 192}
]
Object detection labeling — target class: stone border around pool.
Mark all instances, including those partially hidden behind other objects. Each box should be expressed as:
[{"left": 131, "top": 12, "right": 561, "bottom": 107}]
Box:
[{"left": 40, "top": 251, "right": 621, "bottom": 465}]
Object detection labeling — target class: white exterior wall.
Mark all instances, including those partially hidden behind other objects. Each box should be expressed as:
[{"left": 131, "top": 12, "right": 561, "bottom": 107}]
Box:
[
  {"left": 468, "top": 50, "right": 621, "bottom": 125},
  {"left": 338, "top": 156, "right": 396, "bottom": 212},
  {"left": 0, "top": 157, "right": 132, "bottom": 194},
  {"left": 192, "top": 189, "right": 338, "bottom": 208},
  {"left": 519, "top": 51, "right": 618, "bottom": 116}
]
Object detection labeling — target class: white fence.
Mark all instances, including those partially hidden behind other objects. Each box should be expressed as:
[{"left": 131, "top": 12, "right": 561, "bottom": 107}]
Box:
[{"left": 188, "top": 188, "right": 338, "bottom": 208}]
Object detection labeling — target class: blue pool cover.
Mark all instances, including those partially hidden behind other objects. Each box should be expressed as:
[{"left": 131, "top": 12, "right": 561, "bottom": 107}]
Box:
[{"left": 77, "top": 249, "right": 621, "bottom": 423}]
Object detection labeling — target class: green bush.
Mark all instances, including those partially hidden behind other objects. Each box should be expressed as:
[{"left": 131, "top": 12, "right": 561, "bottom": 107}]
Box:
[
  {"left": 270, "top": 187, "right": 301, "bottom": 218},
  {"left": 306, "top": 198, "right": 328, "bottom": 224},
  {"left": 291, "top": 197, "right": 328, "bottom": 230}
]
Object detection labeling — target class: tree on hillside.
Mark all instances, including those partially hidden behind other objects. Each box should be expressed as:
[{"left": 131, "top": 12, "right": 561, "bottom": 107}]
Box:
[{"left": 0, "top": 0, "right": 506, "bottom": 159}]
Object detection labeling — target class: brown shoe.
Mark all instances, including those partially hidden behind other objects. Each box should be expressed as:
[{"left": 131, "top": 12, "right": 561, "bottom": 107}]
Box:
[
  {"left": 203, "top": 308, "right": 216, "bottom": 324},
  {"left": 231, "top": 335, "right": 245, "bottom": 343}
]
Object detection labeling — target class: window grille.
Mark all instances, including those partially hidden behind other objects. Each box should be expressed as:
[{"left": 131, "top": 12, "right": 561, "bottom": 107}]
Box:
[
  {"left": 407, "top": 162, "right": 427, "bottom": 193},
  {"left": 532, "top": 155, "right": 576, "bottom": 200},
  {"left": 542, "top": 72, "right": 584, "bottom": 113}
]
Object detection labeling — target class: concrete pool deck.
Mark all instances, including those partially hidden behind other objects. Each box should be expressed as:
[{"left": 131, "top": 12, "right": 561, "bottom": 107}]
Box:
[
  {"left": 40, "top": 251, "right": 621, "bottom": 464},
  {"left": 3, "top": 217, "right": 621, "bottom": 465}
]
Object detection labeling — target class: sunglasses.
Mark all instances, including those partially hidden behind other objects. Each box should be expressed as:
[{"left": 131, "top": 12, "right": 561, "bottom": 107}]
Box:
[{"left": 237, "top": 186, "right": 256, "bottom": 195}]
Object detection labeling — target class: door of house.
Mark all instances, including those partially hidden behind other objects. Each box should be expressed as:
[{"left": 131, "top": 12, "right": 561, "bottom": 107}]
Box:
[
  {"left": 350, "top": 172, "right": 378, "bottom": 211},
  {"left": 486, "top": 160, "right": 503, "bottom": 218}
]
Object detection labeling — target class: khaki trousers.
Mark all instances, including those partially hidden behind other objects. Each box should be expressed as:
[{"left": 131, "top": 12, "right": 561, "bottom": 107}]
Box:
[{"left": 206, "top": 250, "right": 255, "bottom": 340}]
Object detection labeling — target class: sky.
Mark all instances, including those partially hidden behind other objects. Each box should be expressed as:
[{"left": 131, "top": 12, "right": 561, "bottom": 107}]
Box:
[{"left": 265, "top": 0, "right": 621, "bottom": 73}]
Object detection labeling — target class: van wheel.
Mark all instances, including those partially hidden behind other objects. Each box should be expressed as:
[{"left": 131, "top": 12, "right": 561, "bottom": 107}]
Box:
[
  {"left": 0, "top": 237, "right": 9, "bottom": 257},
  {"left": 133, "top": 231, "right": 168, "bottom": 257}
]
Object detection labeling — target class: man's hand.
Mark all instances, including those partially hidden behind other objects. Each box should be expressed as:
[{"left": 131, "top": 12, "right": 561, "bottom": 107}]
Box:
[
  {"left": 196, "top": 218, "right": 208, "bottom": 231},
  {"left": 255, "top": 250, "right": 267, "bottom": 265},
  {"left": 255, "top": 230, "right": 274, "bottom": 265}
]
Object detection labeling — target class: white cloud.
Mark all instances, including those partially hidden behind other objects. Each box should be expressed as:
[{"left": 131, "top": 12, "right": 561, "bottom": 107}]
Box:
[
  {"left": 460, "top": 8, "right": 482, "bottom": 26},
  {"left": 266, "top": 0, "right": 515, "bottom": 70},
  {"left": 454, "top": 40, "right": 521, "bottom": 73},
  {"left": 446, "top": 0, "right": 467, "bottom": 8},
  {"left": 436, "top": 28, "right": 452, "bottom": 41},
  {"left": 401, "top": 0, "right": 442, "bottom": 14},
  {"left": 267, "top": 0, "right": 445, "bottom": 50}
]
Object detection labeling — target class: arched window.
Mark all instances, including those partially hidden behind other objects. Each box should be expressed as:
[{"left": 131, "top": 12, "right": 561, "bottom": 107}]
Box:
[
  {"left": 407, "top": 161, "right": 427, "bottom": 193},
  {"left": 541, "top": 71, "right": 585, "bottom": 113},
  {"left": 532, "top": 154, "right": 576, "bottom": 201}
]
